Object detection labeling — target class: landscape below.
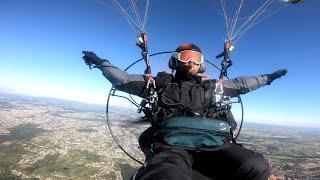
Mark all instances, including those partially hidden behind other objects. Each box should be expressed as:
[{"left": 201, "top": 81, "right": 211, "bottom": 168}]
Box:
[{"left": 0, "top": 93, "right": 319, "bottom": 179}]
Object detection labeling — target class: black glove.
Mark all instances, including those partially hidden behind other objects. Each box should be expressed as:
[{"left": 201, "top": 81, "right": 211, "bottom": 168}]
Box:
[
  {"left": 82, "top": 51, "right": 106, "bottom": 68},
  {"left": 266, "top": 69, "right": 287, "bottom": 85}
]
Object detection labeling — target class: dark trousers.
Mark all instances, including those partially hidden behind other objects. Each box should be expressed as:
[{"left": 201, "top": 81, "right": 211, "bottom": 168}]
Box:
[{"left": 132, "top": 143, "right": 270, "bottom": 180}]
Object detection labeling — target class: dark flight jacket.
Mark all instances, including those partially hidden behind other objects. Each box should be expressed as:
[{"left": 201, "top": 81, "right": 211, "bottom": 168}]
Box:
[
  {"left": 99, "top": 60, "right": 269, "bottom": 119},
  {"left": 99, "top": 60, "right": 270, "bottom": 148}
]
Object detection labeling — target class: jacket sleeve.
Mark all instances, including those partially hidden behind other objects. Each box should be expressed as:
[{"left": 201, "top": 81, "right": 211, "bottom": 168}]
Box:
[
  {"left": 99, "top": 60, "right": 149, "bottom": 97},
  {"left": 223, "top": 75, "right": 269, "bottom": 96}
]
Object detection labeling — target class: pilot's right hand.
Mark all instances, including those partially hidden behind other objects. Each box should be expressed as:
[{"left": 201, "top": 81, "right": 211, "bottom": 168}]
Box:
[{"left": 82, "top": 51, "right": 106, "bottom": 66}]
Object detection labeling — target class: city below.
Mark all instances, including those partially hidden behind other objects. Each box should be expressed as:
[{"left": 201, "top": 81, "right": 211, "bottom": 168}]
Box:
[{"left": 0, "top": 92, "right": 319, "bottom": 179}]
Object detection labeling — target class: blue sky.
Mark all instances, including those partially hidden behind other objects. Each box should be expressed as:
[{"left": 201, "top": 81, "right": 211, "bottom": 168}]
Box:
[{"left": 0, "top": 0, "right": 319, "bottom": 127}]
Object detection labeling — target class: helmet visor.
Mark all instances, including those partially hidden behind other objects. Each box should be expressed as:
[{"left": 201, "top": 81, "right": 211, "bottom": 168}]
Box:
[{"left": 173, "top": 50, "right": 204, "bottom": 65}]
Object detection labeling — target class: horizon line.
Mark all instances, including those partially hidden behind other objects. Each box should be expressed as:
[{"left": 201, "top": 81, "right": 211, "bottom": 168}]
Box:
[{"left": 1, "top": 87, "right": 319, "bottom": 129}]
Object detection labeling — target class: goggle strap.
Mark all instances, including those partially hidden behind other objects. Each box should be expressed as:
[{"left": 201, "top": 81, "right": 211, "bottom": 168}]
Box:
[{"left": 172, "top": 52, "right": 179, "bottom": 59}]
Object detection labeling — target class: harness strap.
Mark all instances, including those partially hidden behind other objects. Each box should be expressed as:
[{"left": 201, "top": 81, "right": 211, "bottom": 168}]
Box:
[{"left": 136, "top": 32, "right": 159, "bottom": 126}]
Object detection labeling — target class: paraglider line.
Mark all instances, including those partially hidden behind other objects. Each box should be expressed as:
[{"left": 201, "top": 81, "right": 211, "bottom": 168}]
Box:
[
  {"left": 220, "top": 0, "right": 231, "bottom": 40},
  {"left": 229, "top": 0, "right": 244, "bottom": 39},
  {"left": 231, "top": 0, "right": 274, "bottom": 41},
  {"left": 131, "top": 0, "right": 143, "bottom": 31},
  {"left": 113, "top": 0, "right": 141, "bottom": 32},
  {"left": 233, "top": 0, "right": 274, "bottom": 44},
  {"left": 142, "top": 0, "right": 151, "bottom": 32}
]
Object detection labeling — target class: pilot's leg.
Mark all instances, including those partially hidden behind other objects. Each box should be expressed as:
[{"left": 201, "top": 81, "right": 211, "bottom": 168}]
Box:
[
  {"left": 192, "top": 143, "right": 270, "bottom": 180},
  {"left": 132, "top": 147, "right": 193, "bottom": 180}
]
